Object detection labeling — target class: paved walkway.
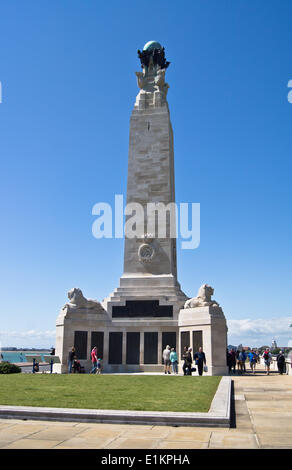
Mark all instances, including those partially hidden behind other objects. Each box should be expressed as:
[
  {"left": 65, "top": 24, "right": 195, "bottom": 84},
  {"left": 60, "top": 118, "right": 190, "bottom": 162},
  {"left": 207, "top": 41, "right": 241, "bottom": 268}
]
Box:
[{"left": 0, "top": 365, "right": 291, "bottom": 449}]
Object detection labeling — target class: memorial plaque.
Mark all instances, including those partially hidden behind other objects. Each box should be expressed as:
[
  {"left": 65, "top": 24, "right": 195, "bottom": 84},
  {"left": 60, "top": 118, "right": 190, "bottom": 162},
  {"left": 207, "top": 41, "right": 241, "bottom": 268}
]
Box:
[
  {"left": 162, "top": 332, "right": 176, "bottom": 364},
  {"left": 91, "top": 331, "right": 104, "bottom": 359},
  {"left": 192, "top": 330, "right": 203, "bottom": 354},
  {"left": 112, "top": 300, "right": 173, "bottom": 318},
  {"left": 126, "top": 332, "right": 140, "bottom": 364},
  {"left": 144, "top": 332, "right": 158, "bottom": 364},
  {"left": 109, "top": 332, "right": 123, "bottom": 364},
  {"left": 180, "top": 331, "right": 190, "bottom": 359},
  {"left": 74, "top": 331, "right": 88, "bottom": 360}
]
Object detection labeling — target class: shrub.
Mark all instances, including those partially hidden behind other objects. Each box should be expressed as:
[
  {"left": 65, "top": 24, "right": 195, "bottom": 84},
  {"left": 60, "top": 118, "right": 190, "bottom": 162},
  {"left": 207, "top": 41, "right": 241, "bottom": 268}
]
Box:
[{"left": 0, "top": 361, "right": 21, "bottom": 374}]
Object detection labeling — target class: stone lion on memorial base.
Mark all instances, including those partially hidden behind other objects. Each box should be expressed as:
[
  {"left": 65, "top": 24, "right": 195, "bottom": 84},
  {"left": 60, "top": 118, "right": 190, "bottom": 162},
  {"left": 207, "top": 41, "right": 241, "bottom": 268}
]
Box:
[
  {"left": 62, "top": 287, "right": 105, "bottom": 313},
  {"left": 184, "top": 284, "right": 220, "bottom": 309}
]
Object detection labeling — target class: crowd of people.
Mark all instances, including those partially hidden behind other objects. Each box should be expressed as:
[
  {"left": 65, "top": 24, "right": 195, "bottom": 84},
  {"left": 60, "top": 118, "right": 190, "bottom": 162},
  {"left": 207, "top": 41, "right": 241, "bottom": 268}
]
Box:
[
  {"left": 67, "top": 344, "right": 288, "bottom": 376},
  {"left": 68, "top": 344, "right": 208, "bottom": 376},
  {"left": 163, "top": 345, "right": 207, "bottom": 376},
  {"left": 227, "top": 347, "right": 287, "bottom": 375}
]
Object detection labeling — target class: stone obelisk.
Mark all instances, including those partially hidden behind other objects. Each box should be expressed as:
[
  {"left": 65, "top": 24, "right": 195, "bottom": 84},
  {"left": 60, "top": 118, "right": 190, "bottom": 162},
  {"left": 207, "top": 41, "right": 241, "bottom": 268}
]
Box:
[
  {"left": 55, "top": 41, "right": 228, "bottom": 375},
  {"left": 103, "top": 41, "right": 187, "bottom": 319}
]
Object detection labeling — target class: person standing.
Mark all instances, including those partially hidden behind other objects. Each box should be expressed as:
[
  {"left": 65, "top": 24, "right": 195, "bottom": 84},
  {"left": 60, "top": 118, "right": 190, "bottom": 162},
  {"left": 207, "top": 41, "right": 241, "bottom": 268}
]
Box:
[
  {"left": 237, "top": 350, "right": 245, "bottom": 374},
  {"left": 68, "top": 347, "right": 75, "bottom": 373},
  {"left": 96, "top": 358, "right": 102, "bottom": 374},
  {"left": 90, "top": 346, "right": 98, "bottom": 374},
  {"left": 163, "top": 345, "right": 171, "bottom": 374},
  {"left": 248, "top": 350, "right": 257, "bottom": 374},
  {"left": 170, "top": 348, "right": 178, "bottom": 374},
  {"left": 242, "top": 350, "right": 247, "bottom": 373},
  {"left": 263, "top": 347, "right": 272, "bottom": 375},
  {"left": 185, "top": 347, "right": 193, "bottom": 375},
  {"left": 276, "top": 350, "right": 286, "bottom": 375},
  {"left": 194, "top": 347, "right": 206, "bottom": 376},
  {"left": 182, "top": 346, "right": 189, "bottom": 375},
  {"left": 229, "top": 349, "right": 236, "bottom": 374},
  {"left": 227, "top": 349, "right": 231, "bottom": 373}
]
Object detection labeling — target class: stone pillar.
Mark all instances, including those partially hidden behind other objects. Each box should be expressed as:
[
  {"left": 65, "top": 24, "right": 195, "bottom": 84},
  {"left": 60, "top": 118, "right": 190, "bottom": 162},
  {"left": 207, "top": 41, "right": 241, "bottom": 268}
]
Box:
[
  {"left": 98, "top": 42, "right": 187, "bottom": 315},
  {"left": 158, "top": 331, "right": 162, "bottom": 365},
  {"left": 140, "top": 331, "right": 144, "bottom": 365},
  {"left": 178, "top": 306, "right": 228, "bottom": 376},
  {"left": 103, "top": 330, "right": 109, "bottom": 366},
  {"left": 122, "top": 330, "right": 127, "bottom": 364}
]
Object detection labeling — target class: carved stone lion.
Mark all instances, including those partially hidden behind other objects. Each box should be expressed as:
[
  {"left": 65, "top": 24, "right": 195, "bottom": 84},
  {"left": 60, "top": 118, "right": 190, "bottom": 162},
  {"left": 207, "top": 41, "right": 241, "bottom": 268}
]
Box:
[
  {"left": 62, "top": 287, "right": 105, "bottom": 313},
  {"left": 184, "top": 284, "right": 220, "bottom": 309}
]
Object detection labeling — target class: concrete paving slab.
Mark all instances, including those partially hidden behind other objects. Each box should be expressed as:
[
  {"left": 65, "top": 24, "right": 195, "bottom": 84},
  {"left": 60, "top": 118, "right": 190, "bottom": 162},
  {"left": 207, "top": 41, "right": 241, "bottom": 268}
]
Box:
[
  {"left": 5, "top": 423, "right": 50, "bottom": 433},
  {"left": 0, "top": 440, "right": 15, "bottom": 448},
  {"left": 157, "top": 440, "right": 209, "bottom": 449},
  {"left": 76, "top": 427, "right": 124, "bottom": 440},
  {"left": 209, "top": 432, "right": 258, "bottom": 449},
  {"left": 257, "top": 432, "right": 292, "bottom": 448},
  {"left": 163, "top": 428, "right": 211, "bottom": 442},
  {"left": 121, "top": 426, "right": 171, "bottom": 439},
  {"left": 251, "top": 416, "right": 292, "bottom": 432},
  {"left": 26, "top": 427, "right": 87, "bottom": 441},
  {"left": 234, "top": 394, "right": 245, "bottom": 400},
  {"left": 103, "top": 437, "right": 159, "bottom": 449},
  {"left": 0, "top": 429, "right": 35, "bottom": 441},
  {"left": 53, "top": 437, "right": 116, "bottom": 449},
  {"left": 2, "top": 438, "right": 61, "bottom": 449}
]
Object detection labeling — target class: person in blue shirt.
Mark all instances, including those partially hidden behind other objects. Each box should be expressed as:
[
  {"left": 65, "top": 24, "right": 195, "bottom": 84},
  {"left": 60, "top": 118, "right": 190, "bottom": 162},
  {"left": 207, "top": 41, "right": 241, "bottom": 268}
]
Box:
[
  {"left": 248, "top": 350, "right": 257, "bottom": 374},
  {"left": 193, "top": 347, "right": 207, "bottom": 376},
  {"left": 237, "top": 350, "right": 246, "bottom": 374},
  {"left": 170, "top": 348, "right": 178, "bottom": 374}
]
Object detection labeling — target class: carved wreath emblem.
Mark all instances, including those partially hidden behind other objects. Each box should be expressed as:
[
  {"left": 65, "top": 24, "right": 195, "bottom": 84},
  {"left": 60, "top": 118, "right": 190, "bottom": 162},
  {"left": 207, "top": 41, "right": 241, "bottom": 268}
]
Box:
[{"left": 138, "top": 243, "right": 155, "bottom": 263}]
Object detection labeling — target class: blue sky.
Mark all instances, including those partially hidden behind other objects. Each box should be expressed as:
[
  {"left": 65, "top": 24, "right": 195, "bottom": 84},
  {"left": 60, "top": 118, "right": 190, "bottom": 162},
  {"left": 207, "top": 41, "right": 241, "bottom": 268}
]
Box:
[{"left": 0, "top": 0, "right": 292, "bottom": 349}]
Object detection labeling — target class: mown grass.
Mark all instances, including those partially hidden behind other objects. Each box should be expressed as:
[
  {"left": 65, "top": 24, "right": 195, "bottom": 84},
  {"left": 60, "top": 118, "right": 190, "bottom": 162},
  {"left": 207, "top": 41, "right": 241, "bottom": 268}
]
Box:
[{"left": 0, "top": 375, "right": 221, "bottom": 413}]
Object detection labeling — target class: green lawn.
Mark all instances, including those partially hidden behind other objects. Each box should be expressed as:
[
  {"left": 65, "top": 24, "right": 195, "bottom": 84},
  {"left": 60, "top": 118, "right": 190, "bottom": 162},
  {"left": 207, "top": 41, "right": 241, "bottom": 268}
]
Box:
[{"left": 0, "top": 375, "right": 221, "bottom": 413}]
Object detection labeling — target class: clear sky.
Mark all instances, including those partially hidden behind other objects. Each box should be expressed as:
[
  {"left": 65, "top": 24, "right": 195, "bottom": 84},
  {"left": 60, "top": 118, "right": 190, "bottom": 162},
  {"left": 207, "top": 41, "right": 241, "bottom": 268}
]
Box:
[{"left": 0, "top": 0, "right": 292, "bottom": 349}]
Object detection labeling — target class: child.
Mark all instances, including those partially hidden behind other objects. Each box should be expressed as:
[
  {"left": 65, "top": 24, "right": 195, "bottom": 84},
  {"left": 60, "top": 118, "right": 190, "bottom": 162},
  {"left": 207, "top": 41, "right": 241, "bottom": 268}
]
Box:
[
  {"left": 72, "top": 356, "right": 81, "bottom": 373},
  {"left": 96, "top": 358, "right": 102, "bottom": 374}
]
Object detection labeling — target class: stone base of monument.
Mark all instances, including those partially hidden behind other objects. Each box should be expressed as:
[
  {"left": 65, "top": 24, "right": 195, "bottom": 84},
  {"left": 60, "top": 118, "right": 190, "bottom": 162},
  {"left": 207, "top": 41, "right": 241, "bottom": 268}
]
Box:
[
  {"left": 55, "top": 306, "right": 180, "bottom": 374},
  {"left": 55, "top": 284, "right": 229, "bottom": 376},
  {"left": 55, "top": 306, "right": 228, "bottom": 376},
  {"left": 178, "top": 306, "right": 228, "bottom": 376}
]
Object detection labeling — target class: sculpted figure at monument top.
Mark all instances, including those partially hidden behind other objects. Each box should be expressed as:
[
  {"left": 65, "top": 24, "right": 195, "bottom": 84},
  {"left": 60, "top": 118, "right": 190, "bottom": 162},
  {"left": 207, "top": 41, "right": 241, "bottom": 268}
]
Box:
[
  {"left": 135, "top": 40, "right": 170, "bottom": 108},
  {"left": 184, "top": 284, "right": 221, "bottom": 309}
]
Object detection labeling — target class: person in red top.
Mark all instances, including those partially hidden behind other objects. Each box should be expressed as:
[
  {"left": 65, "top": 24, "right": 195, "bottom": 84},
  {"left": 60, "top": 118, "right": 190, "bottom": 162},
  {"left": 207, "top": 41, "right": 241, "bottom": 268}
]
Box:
[{"left": 90, "top": 346, "right": 98, "bottom": 374}]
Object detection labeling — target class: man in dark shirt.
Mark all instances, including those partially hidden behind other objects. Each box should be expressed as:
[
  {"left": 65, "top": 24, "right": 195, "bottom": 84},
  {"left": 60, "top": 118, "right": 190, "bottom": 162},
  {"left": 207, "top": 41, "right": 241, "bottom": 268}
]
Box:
[
  {"left": 68, "top": 347, "right": 75, "bottom": 373},
  {"left": 277, "top": 351, "right": 286, "bottom": 375},
  {"left": 182, "top": 346, "right": 189, "bottom": 375},
  {"left": 194, "top": 347, "right": 207, "bottom": 376}
]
